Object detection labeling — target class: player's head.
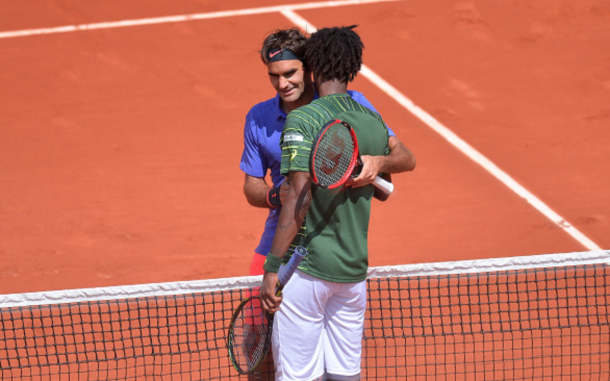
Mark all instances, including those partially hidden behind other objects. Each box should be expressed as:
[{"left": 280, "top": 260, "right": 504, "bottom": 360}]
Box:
[
  {"left": 260, "top": 28, "right": 313, "bottom": 105},
  {"left": 305, "top": 25, "right": 364, "bottom": 85},
  {"left": 260, "top": 27, "right": 308, "bottom": 66}
]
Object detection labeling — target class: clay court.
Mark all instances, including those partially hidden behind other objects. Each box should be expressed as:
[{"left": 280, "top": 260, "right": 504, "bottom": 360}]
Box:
[{"left": 0, "top": 0, "right": 609, "bottom": 295}]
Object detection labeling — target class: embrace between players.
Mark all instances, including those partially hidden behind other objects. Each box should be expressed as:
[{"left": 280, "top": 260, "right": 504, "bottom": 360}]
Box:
[{"left": 239, "top": 26, "right": 416, "bottom": 381}]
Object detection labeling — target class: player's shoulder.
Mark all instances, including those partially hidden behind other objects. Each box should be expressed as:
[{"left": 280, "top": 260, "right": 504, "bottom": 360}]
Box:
[
  {"left": 302, "top": 97, "right": 328, "bottom": 112},
  {"left": 284, "top": 106, "right": 326, "bottom": 140},
  {"left": 344, "top": 94, "right": 383, "bottom": 120},
  {"left": 347, "top": 89, "right": 373, "bottom": 109},
  {"left": 346, "top": 89, "right": 381, "bottom": 114},
  {"left": 335, "top": 97, "right": 386, "bottom": 136},
  {"left": 287, "top": 101, "right": 326, "bottom": 124},
  {"left": 247, "top": 96, "right": 278, "bottom": 119}
]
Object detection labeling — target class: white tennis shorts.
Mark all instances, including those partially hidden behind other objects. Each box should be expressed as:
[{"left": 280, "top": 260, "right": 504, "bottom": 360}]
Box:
[{"left": 272, "top": 270, "right": 367, "bottom": 381}]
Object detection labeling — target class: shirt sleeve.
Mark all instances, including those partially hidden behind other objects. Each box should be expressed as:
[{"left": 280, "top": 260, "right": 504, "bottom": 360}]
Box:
[
  {"left": 239, "top": 110, "right": 267, "bottom": 178},
  {"left": 280, "top": 113, "right": 313, "bottom": 176},
  {"left": 349, "top": 91, "right": 397, "bottom": 138}
]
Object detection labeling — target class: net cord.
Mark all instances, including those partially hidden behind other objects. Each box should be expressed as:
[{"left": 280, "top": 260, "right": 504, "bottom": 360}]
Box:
[{"left": 1, "top": 250, "right": 608, "bottom": 308}]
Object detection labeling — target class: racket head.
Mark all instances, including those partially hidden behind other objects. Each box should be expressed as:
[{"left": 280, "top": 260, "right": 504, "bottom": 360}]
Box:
[
  {"left": 309, "top": 119, "right": 359, "bottom": 189},
  {"left": 227, "top": 296, "right": 272, "bottom": 374}
]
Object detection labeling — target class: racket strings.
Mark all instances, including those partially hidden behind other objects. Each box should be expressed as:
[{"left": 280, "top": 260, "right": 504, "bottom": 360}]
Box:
[
  {"left": 313, "top": 126, "right": 356, "bottom": 187},
  {"left": 230, "top": 299, "right": 270, "bottom": 371}
]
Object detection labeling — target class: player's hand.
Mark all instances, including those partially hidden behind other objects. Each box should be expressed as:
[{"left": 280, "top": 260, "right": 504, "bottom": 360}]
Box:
[
  {"left": 260, "top": 272, "right": 282, "bottom": 314},
  {"left": 279, "top": 180, "right": 290, "bottom": 206},
  {"left": 346, "top": 155, "right": 383, "bottom": 188}
]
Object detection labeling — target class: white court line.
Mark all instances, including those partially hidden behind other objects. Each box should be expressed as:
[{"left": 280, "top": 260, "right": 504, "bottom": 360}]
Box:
[
  {"left": 0, "top": 0, "right": 401, "bottom": 39},
  {"left": 281, "top": 10, "right": 602, "bottom": 251}
]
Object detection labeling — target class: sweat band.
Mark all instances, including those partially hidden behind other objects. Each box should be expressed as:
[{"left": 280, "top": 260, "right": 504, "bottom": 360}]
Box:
[
  {"left": 266, "top": 48, "right": 304, "bottom": 63},
  {"left": 263, "top": 254, "right": 284, "bottom": 273},
  {"left": 267, "top": 187, "right": 282, "bottom": 208}
]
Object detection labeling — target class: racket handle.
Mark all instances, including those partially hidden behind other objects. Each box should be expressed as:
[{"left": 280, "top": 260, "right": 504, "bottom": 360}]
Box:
[
  {"left": 373, "top": 176, "right": 394, "bottom": 195},
  {"left": 277, "top": 246, "right": 307, "bottom": 291}
]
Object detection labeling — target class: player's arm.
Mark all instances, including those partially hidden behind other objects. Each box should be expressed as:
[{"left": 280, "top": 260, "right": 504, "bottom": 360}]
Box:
[
  {"left": 243, "top": 174, "right": 289, "bottom": 209},
  {"left": 240, "top": 108, "right": 290, "bottom": 208},
  {"left": 349, "top": 136, "right": 416, "bottom": 188},
  {"left": 260, "top": 171, "right": 312, "bottom": 313}
]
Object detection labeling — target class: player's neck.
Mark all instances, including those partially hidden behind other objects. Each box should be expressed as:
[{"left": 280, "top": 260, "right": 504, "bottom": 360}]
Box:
[
  {"left": 281, "top": 82, "right": 315, "bottom": 114},
  {"left": 317, "top": 79, "right": 347, "bottom": 98}
]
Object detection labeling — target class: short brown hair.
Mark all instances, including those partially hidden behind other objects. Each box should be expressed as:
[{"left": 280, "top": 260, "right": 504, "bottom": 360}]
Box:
[{"left": 260, "top": 28, "right": 308, "bottom": 66}]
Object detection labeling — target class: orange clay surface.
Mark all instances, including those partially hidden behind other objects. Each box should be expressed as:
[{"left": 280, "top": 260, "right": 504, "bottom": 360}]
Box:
[{"left": 0, "top": 0, "right": 608, "bottom": 294}]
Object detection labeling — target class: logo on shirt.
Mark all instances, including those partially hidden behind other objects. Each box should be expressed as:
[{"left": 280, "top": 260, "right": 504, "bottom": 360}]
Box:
[
  {"left": 284, "top": 134, "right": 304, "bottom": 142},
  {"left": 290, "top": 150, "right": 298, "bottom": 162}
]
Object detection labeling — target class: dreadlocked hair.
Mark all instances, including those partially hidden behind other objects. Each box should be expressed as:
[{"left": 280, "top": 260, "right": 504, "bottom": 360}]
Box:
[
  {"left": 260, "top": 28, "right": 308, "bottom": 65},
  {"left": 305, "top": 25, "right": 364, "bottom": 84}
]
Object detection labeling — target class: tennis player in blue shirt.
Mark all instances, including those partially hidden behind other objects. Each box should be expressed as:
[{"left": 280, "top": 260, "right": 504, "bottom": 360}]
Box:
[{"left": 240, "top": 28, "right": 416, "bottom": 276}]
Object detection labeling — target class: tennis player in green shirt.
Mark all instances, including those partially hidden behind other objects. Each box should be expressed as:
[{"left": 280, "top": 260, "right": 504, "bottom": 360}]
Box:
[{"left": 260, "top": 26, "right": 415, "bottom": 381}]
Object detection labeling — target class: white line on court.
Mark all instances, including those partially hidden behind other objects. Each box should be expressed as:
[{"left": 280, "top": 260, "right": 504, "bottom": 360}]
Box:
[
  {"left": 280, "top": 10, "right": 602, "bottom": 251},
  {"left": 0, "top": 0, "right": 402, "bottom": 40}
]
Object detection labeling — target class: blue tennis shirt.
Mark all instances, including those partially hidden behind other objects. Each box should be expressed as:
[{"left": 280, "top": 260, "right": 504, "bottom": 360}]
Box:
[{"left": 239, "top": 90, "right": 395, "bottom": 256}]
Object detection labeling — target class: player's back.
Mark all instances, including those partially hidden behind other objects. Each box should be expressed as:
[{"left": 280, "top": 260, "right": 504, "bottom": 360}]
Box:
[{"left": 280, "top": 93, "right": 389, "bottom": 283}]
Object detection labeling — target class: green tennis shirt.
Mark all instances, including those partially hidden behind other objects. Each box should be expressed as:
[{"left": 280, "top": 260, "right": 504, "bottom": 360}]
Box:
[{"left": 280, "top": 93, "right": 389, "bottom": 283}]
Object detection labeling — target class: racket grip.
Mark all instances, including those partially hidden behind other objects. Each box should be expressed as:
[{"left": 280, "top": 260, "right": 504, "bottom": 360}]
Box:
[
  {"left": 373, "top": 176, "right": 394, "bottom": 194},
  {"left": 277, "top": 246, "right": 307, "bottom": 288}
]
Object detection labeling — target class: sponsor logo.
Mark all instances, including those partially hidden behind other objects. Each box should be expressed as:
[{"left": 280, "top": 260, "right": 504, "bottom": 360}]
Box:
[{"left": 284, "top": 134, "right": 304, "bottom": 142}]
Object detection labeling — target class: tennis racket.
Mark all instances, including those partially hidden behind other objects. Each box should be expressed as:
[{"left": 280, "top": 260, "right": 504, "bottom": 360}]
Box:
[
  {"left": 309, "top": 119, "right": 394, "bottom": 194},
  {"left": 227, "top": 246, "right": 307, "bottom": 374}
]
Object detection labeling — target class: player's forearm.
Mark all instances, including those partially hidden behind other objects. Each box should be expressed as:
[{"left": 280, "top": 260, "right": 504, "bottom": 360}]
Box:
[
  {"left": 379, "top": 136, "right": 416, "bottom": 174},
  {"left": 243, "top": 174, "right": 273, "bottom": 208},
  {"left": 268, "top": 172, "right": 311, "bottom": 259},
  {"left": 268, "top": 203, "right": 300, "bottom": 259}
]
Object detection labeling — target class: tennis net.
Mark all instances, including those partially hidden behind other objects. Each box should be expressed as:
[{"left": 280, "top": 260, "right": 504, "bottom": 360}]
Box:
[{"left": 1, "top": 250, "right": 608, "bottom": 380}]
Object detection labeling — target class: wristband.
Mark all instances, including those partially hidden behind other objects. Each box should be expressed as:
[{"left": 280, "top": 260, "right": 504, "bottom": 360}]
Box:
[
  {"left": 263, "top": 254, "right": 283, "bottom": 273},
  {"left": 266, "top": 187, "right": 282, "bottom": 208}
]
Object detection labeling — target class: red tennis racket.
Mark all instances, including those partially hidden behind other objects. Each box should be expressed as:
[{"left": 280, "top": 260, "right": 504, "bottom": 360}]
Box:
[{"left": 309, "top": 119, "right": 394, "bottom": 194}]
